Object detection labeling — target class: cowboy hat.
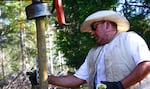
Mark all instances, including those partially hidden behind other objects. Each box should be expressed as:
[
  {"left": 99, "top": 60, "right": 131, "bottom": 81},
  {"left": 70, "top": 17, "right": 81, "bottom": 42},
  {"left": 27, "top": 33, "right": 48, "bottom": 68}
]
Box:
[{"left": 80, "top": 10, "right": 130, "bottom": 32}]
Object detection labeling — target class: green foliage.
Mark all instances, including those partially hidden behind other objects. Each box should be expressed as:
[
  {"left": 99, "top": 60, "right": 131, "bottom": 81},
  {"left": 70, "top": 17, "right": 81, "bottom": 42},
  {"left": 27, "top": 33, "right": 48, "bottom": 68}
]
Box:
[
  {"left": 0, "top": 1, "right": 37, "bottom": 76},
  {"left": 129, "top": 15, "right": 149, "bottom": 35},
  {"left": 10, "top": 60, "right": 20, "bottom": 72},
  {"left": 54, "top": 29, "right": 95, "bottom": 68},
  {"left": 144, "top": 31, "right": 150, "bottom": 49}
]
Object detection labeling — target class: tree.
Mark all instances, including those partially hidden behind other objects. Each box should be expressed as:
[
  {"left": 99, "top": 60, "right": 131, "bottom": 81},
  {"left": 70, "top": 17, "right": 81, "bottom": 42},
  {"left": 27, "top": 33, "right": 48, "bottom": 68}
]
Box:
[
  {"left": 116, "top": 0, "right": 150, "bottom": 48},
  {"left": 0, "top": 0, "right": 36, "bottom": 80}
]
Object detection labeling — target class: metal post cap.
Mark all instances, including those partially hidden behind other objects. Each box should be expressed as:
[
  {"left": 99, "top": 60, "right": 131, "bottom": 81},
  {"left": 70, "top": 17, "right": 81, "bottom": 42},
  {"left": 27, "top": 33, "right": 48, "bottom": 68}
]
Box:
[{"left": 26, "top": 3, "right": 51, "bottom": 20}]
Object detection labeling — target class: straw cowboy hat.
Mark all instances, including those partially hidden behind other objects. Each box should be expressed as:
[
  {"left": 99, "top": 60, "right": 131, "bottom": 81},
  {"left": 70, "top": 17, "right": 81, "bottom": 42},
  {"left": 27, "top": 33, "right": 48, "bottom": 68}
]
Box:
[{"left": 80, "top": 10, "right": 130, "bottom": 32}]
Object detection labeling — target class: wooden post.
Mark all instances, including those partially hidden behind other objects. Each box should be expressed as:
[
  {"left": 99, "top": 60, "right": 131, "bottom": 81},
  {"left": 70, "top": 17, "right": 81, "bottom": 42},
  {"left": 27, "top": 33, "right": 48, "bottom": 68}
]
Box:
[
  {"left": 35, "top": 17, "right": 48, "bottom": 89},
  {"left": 25, "top": 0, "right": 50, "bottom": 88}
]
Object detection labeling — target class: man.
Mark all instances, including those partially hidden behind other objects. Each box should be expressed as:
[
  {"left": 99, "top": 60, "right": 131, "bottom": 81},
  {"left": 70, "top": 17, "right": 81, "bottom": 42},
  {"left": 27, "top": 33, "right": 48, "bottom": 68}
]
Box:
[{"left": 48, "top": 10, "right": 150, "bottom": 89}]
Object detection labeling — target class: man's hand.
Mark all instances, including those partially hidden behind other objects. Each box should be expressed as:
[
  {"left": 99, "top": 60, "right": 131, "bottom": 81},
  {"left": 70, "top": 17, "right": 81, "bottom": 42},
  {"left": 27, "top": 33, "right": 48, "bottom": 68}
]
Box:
[
  {"left": 101, "top": 81, "right": 124, "bottom": 89},
  {"left": 26, "top": 70, "right": 39, "bottom": 85}
]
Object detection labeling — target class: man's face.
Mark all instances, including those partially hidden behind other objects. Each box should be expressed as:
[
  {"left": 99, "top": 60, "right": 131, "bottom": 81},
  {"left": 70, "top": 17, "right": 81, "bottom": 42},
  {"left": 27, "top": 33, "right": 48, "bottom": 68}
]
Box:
[{"left": 90, "top": 21, "right": 107, "bottom": 45}]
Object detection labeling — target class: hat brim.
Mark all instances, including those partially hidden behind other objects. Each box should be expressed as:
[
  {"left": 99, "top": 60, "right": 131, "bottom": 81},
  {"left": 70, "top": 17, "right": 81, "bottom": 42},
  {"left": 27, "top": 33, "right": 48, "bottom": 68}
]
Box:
[{"left": 80, "top": 11, "right": 130, "bottom": 32}]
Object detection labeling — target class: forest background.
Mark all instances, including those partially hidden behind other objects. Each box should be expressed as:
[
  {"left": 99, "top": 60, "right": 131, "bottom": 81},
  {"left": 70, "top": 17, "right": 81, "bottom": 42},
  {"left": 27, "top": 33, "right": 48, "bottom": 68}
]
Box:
[{"left": 0, "top": 0, "right": 149, "bottom": 88}]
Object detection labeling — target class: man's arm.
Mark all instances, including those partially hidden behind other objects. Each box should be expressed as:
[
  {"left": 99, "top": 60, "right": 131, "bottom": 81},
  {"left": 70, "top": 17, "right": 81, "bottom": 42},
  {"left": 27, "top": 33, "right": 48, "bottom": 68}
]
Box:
[
  {"left": 121, "top": 61, "right": 150, "bottom": 88},
  {"left": 101, "top": 61, "right": 150, "bottom": 89},
  {"left": 48, "top": 75, "right": 86, "bottom": 88}
]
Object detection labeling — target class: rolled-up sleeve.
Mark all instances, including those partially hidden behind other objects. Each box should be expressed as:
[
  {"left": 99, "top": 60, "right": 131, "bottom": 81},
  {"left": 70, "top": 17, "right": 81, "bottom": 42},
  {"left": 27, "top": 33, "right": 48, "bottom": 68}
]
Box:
[{"left": 74, "top": 59, "right": 89, "bottom": 82}]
